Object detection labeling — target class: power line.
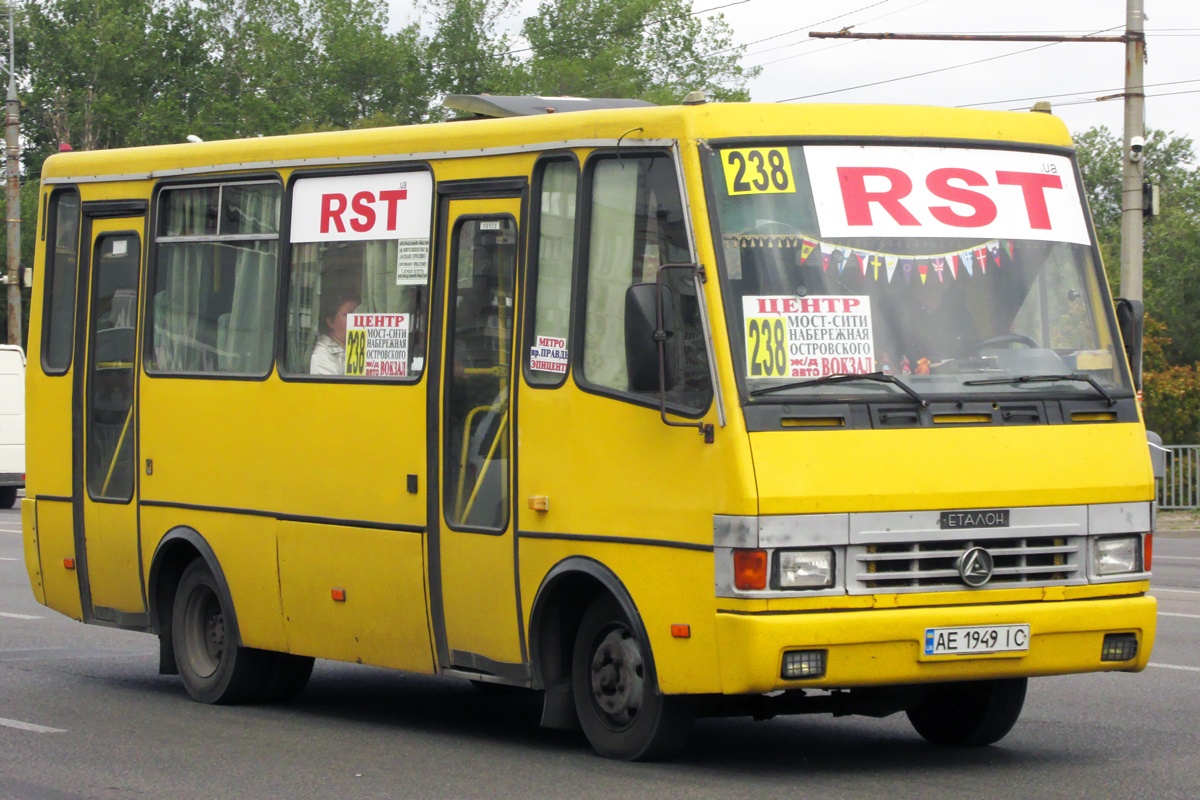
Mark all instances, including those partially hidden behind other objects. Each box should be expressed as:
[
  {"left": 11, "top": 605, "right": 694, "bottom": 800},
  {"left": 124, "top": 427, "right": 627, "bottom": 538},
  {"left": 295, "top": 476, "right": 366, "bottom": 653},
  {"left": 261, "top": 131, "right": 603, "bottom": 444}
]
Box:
[
  {"left": 710, "top": 0, "right": 894, "bottom": 59},
  {"left": 775, "top": 24, "right": 1123, "bottom": 103},
  {"left": 1012, "top": 87, "right": 1200, "bottom": 111},
  {"left": 958, "top": 77, "right": 1200, "bottom": 109},
  {"left": 744, "top": 0, "right": 930, "bottom": 62}
]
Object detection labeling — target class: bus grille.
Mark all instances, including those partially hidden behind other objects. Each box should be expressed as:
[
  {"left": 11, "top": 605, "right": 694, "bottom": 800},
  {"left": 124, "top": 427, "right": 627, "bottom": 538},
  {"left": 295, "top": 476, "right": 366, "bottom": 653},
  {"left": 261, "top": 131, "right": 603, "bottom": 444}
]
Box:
[{"left": 847, "top": 536, "right": 1084, "bottom": 593}]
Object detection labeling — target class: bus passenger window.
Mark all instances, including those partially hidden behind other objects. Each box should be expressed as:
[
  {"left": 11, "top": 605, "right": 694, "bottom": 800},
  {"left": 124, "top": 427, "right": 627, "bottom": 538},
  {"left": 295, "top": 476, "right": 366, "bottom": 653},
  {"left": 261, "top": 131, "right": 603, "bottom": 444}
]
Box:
[
  {"left": 581, "top": 154, "right": 711, "bottom": 410},
  {"left": 283, "top": 171, "right": 432, "bottom": 380},
  {"left": 42, "top": 189, "right": 81, "bottom": 373},
  {"left": 147, "top": 182, "right": 281, "bottom": 376},
  {"left": 526, "top": 160, "right": 577, "bottom": 385}
]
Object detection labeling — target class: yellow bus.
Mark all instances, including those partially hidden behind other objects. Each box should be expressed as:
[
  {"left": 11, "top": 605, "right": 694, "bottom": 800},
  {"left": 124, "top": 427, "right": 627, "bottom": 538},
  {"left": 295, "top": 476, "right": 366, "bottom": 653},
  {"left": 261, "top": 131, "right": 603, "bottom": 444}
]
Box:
[{"left": 23, "top": 95, "right": 1156, "bottom": 760}]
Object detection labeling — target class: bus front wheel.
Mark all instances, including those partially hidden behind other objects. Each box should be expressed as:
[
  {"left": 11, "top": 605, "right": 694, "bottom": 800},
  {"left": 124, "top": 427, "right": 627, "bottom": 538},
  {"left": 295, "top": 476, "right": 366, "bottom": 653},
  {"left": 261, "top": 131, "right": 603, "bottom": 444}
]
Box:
[
  {"left": 571, "top": 595, "right": 694, "bottom": 760},
  {"left": 172, "top": 558, "right": 269, "bottom": 704},
  {"left": 906, "top": 677, "right": 1027, "bottom": 747}
]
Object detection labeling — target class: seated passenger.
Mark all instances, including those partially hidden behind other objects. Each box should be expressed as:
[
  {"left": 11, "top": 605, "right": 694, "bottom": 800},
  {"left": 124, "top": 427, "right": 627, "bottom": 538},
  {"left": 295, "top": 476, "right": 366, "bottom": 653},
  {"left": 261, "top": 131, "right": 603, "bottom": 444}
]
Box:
[{"left": 310, "top": 291, "right": 360, "bottom": 375}]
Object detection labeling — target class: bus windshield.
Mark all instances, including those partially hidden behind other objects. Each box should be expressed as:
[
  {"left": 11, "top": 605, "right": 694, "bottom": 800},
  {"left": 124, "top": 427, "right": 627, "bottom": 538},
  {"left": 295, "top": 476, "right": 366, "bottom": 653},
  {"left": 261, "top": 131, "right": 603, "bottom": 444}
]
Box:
[{"left": 706, "top": 143, "right": 1132, "bottom": 403}]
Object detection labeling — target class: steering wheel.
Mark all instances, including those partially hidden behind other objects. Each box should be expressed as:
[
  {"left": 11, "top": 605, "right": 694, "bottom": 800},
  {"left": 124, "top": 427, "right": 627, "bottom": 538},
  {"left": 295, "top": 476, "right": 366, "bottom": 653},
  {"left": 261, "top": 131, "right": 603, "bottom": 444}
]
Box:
[{"left": 970, "top": 333, "right": 1041, "bottom": 351}]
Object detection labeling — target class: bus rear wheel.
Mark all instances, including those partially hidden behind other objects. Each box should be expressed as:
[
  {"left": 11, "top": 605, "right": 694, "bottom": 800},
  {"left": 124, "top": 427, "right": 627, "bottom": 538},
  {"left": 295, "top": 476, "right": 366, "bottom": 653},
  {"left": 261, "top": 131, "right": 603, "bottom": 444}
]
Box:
[
  {"left": 172, "top": 559, "right": 269, "bottom": 704},
  {"left": 0, "top": 487, "right": 16, "bottom": 508},
  {"left": 906, "top": 677, "right": 1027, "bottom": 747},
  {"left": 571, "top": 595, "right": 693, "bottom": 761}
]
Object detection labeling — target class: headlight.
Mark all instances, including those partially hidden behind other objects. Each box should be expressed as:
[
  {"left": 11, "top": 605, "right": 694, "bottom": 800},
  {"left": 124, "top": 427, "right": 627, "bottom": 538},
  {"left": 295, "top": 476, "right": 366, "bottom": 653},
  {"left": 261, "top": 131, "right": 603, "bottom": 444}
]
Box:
[
  {"left": 1095, "top": 536, "right": 1141, "bottom": 576},
  {"left": 777, "top": 549, "right": 834, "bottom": 589}
]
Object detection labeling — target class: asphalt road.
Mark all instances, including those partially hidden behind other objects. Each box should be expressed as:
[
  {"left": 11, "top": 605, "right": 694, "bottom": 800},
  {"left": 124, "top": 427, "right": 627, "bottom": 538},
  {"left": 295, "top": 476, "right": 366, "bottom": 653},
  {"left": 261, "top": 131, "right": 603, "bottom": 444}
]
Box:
[{"left": 1, "top": 505, "right": 1198, "bottom": 800}]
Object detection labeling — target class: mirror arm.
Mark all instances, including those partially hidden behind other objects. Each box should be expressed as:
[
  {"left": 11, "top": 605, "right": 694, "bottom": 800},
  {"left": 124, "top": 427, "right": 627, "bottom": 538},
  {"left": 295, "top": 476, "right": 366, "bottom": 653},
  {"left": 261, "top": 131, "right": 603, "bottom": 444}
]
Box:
[{"left": 656, "top": 263, "right": 715, "bottom": 443}]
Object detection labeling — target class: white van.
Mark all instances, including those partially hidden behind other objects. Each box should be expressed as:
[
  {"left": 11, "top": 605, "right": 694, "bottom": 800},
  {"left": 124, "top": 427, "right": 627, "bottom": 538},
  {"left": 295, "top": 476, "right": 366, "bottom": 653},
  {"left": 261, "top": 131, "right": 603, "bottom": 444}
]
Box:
[{"left": 0, "top": 345, "right": 24, "bottom": 508}]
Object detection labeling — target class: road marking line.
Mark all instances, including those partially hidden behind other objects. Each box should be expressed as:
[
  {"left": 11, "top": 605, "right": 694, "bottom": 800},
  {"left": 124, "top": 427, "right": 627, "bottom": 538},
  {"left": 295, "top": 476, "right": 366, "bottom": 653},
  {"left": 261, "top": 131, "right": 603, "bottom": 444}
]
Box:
[
  {"left": 1152, "top": 588, "right": 1200, "bottom": 595},
  {"left": 0, "top": 556, "right": 19, "bottom": 561},
  {"left": 0, "top": 528, "right": 22, "bottom": 533},
  {"left": 1160, "top": 612, "right": 1200, "bottom": 619},
  {"left": 0, "top": 717, "right": 66, "bottom": 734},
  {"left": 0, "top": 612, "right": 42, "bottom": 620},
  {"left": 1149, "top": 662, "right": 1200, "bottom": 673},
  {"left": 1156, "top": 556, "right": 1200, "bottom": 561}
]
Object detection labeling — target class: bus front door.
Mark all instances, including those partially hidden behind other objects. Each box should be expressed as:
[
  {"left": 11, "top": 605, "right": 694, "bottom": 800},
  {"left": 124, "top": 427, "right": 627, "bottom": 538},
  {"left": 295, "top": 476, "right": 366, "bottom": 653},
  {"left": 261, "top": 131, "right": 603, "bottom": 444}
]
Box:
[
  {"left": 431, "top": 195, "right": 527, "bottom": 681},
  {"left": 73, "top": 215, "right": 146, "bottom": 625}
]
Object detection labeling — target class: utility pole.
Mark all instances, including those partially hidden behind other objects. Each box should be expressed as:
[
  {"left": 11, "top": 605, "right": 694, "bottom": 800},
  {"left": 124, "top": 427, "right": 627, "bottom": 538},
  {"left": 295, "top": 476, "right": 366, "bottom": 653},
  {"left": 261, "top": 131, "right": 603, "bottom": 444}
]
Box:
[
  {"left": 1120, "top": 0, "right": 1145, "bottom": 306},
  {"left": 810, "top": 0, "right": 1147, "bottom": 306},
  {"left": 4, "top": 2, "right": 18, "bottom": 349}
]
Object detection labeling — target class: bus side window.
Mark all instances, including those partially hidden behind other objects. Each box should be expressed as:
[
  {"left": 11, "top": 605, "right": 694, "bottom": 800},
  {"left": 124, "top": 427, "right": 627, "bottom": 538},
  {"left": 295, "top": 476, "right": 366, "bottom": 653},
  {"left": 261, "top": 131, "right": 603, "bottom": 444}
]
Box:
[
  {"left": 147, "top": 182, "right": 281, "bottom": 376},
  {"left": 579, "top": 154, "right": 711, "bottom": 410},
  {"left": 42, "top": 188, "right": 81, "bottom": 373},
  {"left": 282, "top": 171, "right": 429, "bottom": 380},
  {"left": 525, "top": 159, "right": 577, "bottom": 385}
]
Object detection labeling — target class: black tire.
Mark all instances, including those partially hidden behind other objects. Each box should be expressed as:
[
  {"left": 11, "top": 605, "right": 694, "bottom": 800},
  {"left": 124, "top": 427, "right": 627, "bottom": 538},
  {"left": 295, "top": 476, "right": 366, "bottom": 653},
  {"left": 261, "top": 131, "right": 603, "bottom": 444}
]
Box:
[
  {"left": 171, "top": 558, "right": 269, "bottom": 704},
  {"left": 259, "top": 653, "right": 315, "bottom": 703},
  {"left": 571, "top": 595, "right": 694, "bottom": 761},
  {"left": 0, "top": 486, "right": 17, "bottom": 509},
  {"left": 906, "top": 678, "right": 1028, "bottom": 747}
]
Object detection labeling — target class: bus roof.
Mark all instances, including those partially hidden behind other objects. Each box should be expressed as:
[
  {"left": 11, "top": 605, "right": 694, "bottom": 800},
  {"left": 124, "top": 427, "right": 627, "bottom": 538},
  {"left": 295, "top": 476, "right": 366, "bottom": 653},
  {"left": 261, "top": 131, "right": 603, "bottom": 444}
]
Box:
[{"left": 40, "top": 102, "right": 1075, "bottom": 183}]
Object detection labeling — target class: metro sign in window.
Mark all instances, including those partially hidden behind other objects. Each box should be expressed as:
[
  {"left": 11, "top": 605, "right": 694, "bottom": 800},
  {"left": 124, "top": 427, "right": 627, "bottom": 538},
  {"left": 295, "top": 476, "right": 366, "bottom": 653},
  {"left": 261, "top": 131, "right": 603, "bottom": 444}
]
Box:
[{"left": 805, "top": 146, "right": 1090, "bottom": 245}]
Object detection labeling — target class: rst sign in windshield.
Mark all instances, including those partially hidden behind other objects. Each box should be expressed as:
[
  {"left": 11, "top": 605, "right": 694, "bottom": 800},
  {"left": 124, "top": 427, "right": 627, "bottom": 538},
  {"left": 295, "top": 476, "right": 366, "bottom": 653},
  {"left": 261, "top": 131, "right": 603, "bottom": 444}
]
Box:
[{"left": 806, "top": 146, "right": 1090, "bottom": 245}]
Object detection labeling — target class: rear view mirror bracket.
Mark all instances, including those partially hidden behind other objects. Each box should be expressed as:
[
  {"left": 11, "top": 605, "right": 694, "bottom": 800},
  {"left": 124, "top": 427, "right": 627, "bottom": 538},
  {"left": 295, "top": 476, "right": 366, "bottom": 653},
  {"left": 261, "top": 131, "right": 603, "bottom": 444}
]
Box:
[{"left": 655, "top": 264, "right": 714, "bottom": 444}]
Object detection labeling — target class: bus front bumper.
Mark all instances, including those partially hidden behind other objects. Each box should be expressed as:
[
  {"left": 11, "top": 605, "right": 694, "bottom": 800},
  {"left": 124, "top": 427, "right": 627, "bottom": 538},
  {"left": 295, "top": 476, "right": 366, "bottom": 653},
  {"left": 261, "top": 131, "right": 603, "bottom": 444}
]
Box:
[{"left": 714, "top": 594, "right": 1156, "bottom": 695}]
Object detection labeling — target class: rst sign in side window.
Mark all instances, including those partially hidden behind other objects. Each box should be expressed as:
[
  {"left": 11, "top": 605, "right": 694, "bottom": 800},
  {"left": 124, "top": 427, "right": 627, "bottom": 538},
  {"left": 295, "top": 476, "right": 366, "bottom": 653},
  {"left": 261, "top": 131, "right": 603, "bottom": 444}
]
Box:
[
  {"left": 805, "top": 146, "right": 1089, "bottom": 244},
  {"left": 284, "top": 170, "right": 434, "bottom": 380}
]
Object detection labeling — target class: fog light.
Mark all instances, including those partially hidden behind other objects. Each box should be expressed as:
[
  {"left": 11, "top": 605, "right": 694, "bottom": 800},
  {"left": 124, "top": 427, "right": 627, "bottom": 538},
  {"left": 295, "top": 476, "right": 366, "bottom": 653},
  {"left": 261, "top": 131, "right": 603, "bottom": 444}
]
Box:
[
  {"left": 1101, "top": 633, "right": 1138, "bottom": 662},
  {"left": 1095, "top": 536, "right": 1141, "bottom": 576},
  {"left": 777, "top": 550, "right": 834, "bottom": 589},
  {"left": 781, "top": 649, "right": 827, "bottom": 679}
]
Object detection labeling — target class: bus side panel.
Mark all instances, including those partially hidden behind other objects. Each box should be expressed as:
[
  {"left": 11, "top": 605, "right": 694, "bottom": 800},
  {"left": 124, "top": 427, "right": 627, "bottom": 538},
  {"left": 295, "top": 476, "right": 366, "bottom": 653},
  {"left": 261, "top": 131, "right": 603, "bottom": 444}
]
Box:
[
  {"left": 22, "top": 498, "right": 45, "bottom": 605},
  {"left": 34, "top": 500, "right": 82, "bottom": 620},
  {"left": 140, "top": 507, "right": 287, "bottom": 652},
  {"left": 520, "top": 539, "right": 724, "bottom": 695},
  {"left": 277, "top": 521, "right": 434, "bottom": 672},
  {"left": 25, "top": 352, "right": 74, "bottom": 502}
]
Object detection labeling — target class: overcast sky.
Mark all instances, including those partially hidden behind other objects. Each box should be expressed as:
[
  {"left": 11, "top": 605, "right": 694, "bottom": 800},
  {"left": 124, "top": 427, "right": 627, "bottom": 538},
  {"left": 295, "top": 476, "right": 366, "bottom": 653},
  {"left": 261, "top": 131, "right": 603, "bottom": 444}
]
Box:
[{"left": 386, "top": 0, "right": 1200, "bottom": 146}]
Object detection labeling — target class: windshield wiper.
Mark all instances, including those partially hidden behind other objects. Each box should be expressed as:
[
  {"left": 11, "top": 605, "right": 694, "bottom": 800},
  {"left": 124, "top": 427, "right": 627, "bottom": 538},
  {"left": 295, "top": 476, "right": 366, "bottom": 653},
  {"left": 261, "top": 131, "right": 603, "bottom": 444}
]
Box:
[
  {"left": 962, "top": 373, "right": 1116, "bottom": 406},
  {"left": 750, "top": 372, "right": 928, "bottom": 407}
]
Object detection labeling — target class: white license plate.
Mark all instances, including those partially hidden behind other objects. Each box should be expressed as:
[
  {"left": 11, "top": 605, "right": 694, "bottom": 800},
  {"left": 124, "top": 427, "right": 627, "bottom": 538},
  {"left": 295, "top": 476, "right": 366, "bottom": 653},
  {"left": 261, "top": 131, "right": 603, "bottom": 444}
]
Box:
[{"left": 923, "top": 624, "right": 1030, "bottom": 656}]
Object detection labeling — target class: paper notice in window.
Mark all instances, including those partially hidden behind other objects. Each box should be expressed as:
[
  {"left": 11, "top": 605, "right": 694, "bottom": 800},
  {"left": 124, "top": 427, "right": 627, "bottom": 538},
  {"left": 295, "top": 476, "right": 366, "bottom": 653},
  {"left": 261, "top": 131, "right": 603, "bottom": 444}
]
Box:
[
  {"left": 396, "top": 239, "right": 430, "bottom": 285},
  {"left": 345, "top": 313, "right": 409, "bottom": 377},
  {"left": 529, "top": 335, "right": 568, "bottom": 374},
  {"left": 742, "top": 295, "right": 874, "bottom": 379}
]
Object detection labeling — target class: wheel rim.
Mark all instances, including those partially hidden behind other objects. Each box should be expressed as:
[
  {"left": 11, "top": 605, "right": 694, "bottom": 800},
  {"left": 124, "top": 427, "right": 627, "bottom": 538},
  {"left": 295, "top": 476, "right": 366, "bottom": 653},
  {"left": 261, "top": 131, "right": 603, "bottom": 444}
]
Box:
[
  {"left": 180, "top": 583, "right": 225, "bottom": 679},
  {"left": 588, "top": 624, "right": 645, "bottom": 730}
]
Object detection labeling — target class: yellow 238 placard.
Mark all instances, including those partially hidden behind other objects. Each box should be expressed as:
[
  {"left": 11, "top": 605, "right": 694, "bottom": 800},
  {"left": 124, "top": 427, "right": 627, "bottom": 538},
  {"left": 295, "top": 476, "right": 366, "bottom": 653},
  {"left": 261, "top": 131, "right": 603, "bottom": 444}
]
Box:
[{"left": 721, "top": 147, "right": 796, "bottom": 196}]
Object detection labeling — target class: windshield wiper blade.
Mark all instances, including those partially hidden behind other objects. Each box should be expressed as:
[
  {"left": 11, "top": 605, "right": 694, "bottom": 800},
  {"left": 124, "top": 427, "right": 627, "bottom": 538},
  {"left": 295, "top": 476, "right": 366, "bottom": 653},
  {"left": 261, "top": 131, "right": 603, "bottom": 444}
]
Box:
[
  {"left": 962, "top": 373, "right": 1116, "bottom": 406},
  {"left": 750, "top": 371, "right": 928, "bottom": 407}
]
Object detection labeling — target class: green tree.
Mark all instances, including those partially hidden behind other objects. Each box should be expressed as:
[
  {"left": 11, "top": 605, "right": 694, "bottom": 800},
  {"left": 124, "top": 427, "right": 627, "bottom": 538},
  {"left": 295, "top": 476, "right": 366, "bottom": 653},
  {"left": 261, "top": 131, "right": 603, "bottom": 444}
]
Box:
[
  {"left": 1075, "top": 125, "right": 1200, "bottom": 366},
  {"left": 521, "top": 0, "right": 757, "bottom": 102},
  {"left": 424, "top": 0, "right": 526, "bottom": 106}
]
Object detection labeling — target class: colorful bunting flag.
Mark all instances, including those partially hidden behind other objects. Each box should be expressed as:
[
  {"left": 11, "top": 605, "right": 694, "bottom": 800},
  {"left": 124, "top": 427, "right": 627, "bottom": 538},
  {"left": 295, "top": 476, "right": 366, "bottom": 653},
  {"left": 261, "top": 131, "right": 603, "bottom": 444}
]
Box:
[
  {"left": 885, "top": 255, "right": 898, "bottom": 283},
  {"left": 819, "top": 242, "right": 833, "bottom": 272},
  {"left": 800, "top": 238, "right": 816, "bottom": 264},
  {"left": 919, "top": 262, "right": 928, "bottom": 285},
  {"left": 901, "top": 258, "right": 913, "bottom": 284},
  {"left": 962, "top": 250, "right": 975, "bottom": 277}
]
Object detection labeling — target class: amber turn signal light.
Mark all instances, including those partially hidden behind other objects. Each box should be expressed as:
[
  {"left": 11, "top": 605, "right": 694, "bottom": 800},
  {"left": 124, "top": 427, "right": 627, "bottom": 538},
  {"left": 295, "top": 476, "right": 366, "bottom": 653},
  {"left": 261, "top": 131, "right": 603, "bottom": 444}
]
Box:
[
  {"left": 331, "top": 588, "right": 346, "bottom": 602},
  {"left": 63, "top": 558, "right": 75, "bottom": 570},
  {"left": 670, "top": 624, "right": 691, "bottom": 639},
  {"left": 733, "top": 548, "right": 767, "bottom": 591}
]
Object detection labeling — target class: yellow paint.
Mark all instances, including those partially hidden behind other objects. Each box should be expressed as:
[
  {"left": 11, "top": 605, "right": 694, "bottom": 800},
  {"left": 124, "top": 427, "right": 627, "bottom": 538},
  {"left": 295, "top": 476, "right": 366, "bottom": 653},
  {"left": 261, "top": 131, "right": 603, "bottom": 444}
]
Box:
[
  {"left": 24, "top": 100, "right": 1153, "bottom": 706},
  {"left": 34, "top": 500, "right": 82, "bottom": 621},
  {"left": 277, "top": 521, "right": 434, "bottom": 672},
  {"left": 22, "top": 498, "right": 45, "bottom": 605},
  {"left": 751, "top": 422, "right": 1153, "bottom": 515},
  {"left": 715, "top": 595, "right": 1156, "bottom": 694}
]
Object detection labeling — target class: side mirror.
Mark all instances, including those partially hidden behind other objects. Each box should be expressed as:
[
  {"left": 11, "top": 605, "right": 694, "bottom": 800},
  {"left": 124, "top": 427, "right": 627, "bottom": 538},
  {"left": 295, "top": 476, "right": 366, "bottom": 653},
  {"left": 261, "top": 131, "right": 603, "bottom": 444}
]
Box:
[
  {"left": 624, "top": 282, "right": 677, "bottom": 392},
  {"left": 1115, "top": 298, "right": 1144, "bottom": 390}
]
